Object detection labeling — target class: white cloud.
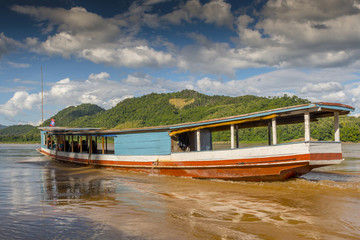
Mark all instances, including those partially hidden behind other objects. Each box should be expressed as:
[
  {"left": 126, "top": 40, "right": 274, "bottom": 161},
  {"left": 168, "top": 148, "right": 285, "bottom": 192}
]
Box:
[
  {"left": 262, "top": 0, "right": 359, "bottom": 22},
  {"left": 191, "top": 68, "right": 359, "bottom": 110},
  {"left": 177, "top": 35, "right": 264, "bottom": 75},
  {"left": 176, "top": 0, "right": 360, "bottom": 74},
  {"left": 321, "top": 91, "right": 347, "bottom": 103},
  {"left": 196, "top": 77, "right": 261, "bottom": 96},
  {"left": 3, "top": 0, "right": 360, "bottom": 119},
  {"left": 162, "top": 0, "right": 233, "bottom": 27},
  {"left": 87, "top": 72, "right": 110, "bottom": 82},
  {"left": 300, "top": 82, "right": 343, "bottom": 94},
  {"left": 162, "top": 0, "right": 203, "bottom": 24},
  {"left": 1, "top": 67, "right": 359, "bottom": 121},
  {"left": 81, "top": 45, "right": 174, "bottom": 68},
  {"left": 7, "top": 61, "right": 30, "bottom": 68},
  {"left": 13, "top": 78, "right": 37, "bottom": 84},
  {"left": 0, "top": 32, "right": 23, "bottom": 58},
  {"left": 232, "top": 0, "right": 360, "bottom": 68},
  {"left": 11, "top": 0, "right": 360, "bottom": 73},
  {"left": 347, "top": 82, "right": 360, "bottom": 110},
  {"left": 125, "top": 74, "right": 152, "bottom": 86},
  {"left": 12, "top": 5, "right": 173, "bottom": 68},
  {"left": 0, "top": 72, "right": 193, "bottom": 118},
  {"left": 0, "top": 91, "right": 41, "bottom": 117},
  {"left": 161, "top": 0, "right": 360, "bottom": 73},
  {"left": 202, "top": 0, "right": 234, "bottom": 27}
]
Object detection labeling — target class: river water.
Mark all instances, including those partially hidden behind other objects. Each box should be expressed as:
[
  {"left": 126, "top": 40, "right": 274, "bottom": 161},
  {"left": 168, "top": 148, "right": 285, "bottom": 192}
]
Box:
[{"left": 0, "top": 144, "right": 359, "bottom": 240}]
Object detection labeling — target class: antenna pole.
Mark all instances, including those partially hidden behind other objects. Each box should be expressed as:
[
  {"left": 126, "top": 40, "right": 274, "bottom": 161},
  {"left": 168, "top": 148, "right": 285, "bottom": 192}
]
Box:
[{"left": 41, "top": 66, "right": 43, "bottom": 127}]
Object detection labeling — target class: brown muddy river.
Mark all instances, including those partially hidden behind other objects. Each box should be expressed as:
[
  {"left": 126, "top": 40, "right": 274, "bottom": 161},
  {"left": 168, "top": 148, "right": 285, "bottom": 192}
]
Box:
[{"left": 0, "top": 144, "right": 359, "bottom": 239}]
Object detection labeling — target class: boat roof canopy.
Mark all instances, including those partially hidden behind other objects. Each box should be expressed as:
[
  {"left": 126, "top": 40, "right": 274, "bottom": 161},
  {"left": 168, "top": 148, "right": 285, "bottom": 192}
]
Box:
[{"left": 39, "top": 102, "right": 354, "bottom": 136}]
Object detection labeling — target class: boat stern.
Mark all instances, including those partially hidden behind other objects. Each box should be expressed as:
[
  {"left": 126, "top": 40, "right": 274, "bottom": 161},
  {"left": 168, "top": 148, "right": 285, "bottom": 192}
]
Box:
[{"left": 308, "top": 141, "right": 344, "bottom": 168}]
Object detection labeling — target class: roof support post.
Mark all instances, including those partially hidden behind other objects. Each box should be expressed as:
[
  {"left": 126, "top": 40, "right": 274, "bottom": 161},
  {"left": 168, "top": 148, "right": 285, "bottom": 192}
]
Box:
[
  {"left": 304, "top": 111, "right": 310, "bottom": 142},
  {"left": 334, "top": 111, "right": 340, "bottom": 141},
  {"left": 102, "top": 137, "right": 105, "bottom": 154},
  {"left": 267, "top": 122, "right": 272, "bottom": 145},
  {"left": 80, "top": 136, "right": 83, "bottom": 153},
  {"left": 196, "top": 129, "right": 201, "bottom": 151},
  {"left": 90, "top": 136, "right": 93, "bottom": 154},
  {"left": 272, "top": 117, "right": 277, "bottom": 145},
  {"left": 88, "top": 136, "right": 92, "bottom": 164},
  {"left": 230, "top": 124, "right": 235, "bottom": 149},
  {"left": 56, "top": 136, "right": 59, "bottom": 152},
  {"left": 71, "top": 135, "right": 74, "bottom": 152},
  {"left": 235, "top": 125, "right": 239, "bottom": 148}
]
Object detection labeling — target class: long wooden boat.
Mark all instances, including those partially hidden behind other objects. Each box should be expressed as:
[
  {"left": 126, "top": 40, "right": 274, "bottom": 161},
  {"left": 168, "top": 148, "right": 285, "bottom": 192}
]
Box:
[{"left": 38, "top": 102, "right": 354, "bottom": 181}]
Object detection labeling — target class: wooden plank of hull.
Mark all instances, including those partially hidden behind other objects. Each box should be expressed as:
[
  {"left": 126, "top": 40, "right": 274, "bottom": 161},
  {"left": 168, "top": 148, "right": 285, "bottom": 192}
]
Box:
[
  {"left": 97, "top": 164, "right": 312, "bottom": 181},
  {"left": 156, "top": 162, "right": 312, "bottom": 181}
]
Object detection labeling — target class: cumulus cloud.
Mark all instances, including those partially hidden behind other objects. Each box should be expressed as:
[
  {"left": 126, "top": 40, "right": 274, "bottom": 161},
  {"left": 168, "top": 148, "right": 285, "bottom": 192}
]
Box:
[
  {"left": 321, "top": 91, "right": 347, "bottom": 103},
  {"left": 0, "top": 91, "right": 41, "bottom": 117},
  {"left": 300, "top": 82, "right": 343, "bottom": 94},
  {"left": 81, "top": 45, "right": 174, "bottom": 68},
  {"left": 11, "top": 5, "right": 173, "bottom": 68},
  {"left": 160, "top": 0, "right": 360, "bottom": 73},
  {"left": 193, "top": 68, "right": 358, "bottom": 108},
  {"left": 347, "top": 82, "right": 360, "bottom": 110},
  {"left": 0, "top": 72, "right": 192, "bottom": 119},
  {"left": 1, "top": 66, "right": 359, "bottom": 120},
  {"left": 11, "top": 0, "right": 360, "bottom": 73},
  {"left": 3, "top": 0, "right": 360, "bottom": 118},
  {"left": 0, "top": 32, "right": 23, "bottom": 58},
  {"left": 124, "top": 73, "right": 152, "bottom": 86},
  {"left": 233, "top": 0, "right": 360, "bottom": 68},
  {"left": 172, "top": 0, "right": 360, "bottom": 75},
  {"left": 177, "top": 33, "right": 264, "bottom": 75},
  {"left": 162, "top": 0, "right": 233, "bottom": 27}
]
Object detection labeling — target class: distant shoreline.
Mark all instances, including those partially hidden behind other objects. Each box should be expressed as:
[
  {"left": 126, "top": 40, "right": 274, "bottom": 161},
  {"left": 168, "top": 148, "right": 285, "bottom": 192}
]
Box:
[{"left": 0, "top": 142, "right": 40, "bottom": 144}]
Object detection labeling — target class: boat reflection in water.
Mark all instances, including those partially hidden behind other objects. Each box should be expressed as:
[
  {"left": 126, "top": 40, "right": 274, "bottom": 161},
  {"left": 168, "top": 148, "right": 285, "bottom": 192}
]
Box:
[
  {"left": 43, "top": 167, "right": 117, "bottom": 204},
  {"left": 40, "top": 159, "right": 360, "bottom": 240}
]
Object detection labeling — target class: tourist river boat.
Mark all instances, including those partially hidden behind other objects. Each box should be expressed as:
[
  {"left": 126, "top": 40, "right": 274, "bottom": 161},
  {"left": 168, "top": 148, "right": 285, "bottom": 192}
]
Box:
[{"left": 38, "top": 102, "right": 354, "bottom": 181}]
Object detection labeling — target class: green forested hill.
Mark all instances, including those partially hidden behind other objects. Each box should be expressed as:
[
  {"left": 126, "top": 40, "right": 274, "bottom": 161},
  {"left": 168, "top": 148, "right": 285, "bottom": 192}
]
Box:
[
  {"left": 0, "top": 90, "right": 359, "bottom": 143},
  {"left": 0, "top": 103, "right": 104, "bottom": 143},
  {"left": 0, "top": 124, "right": 34, "bottom": 135},
  {"left": 43, "top": 103, "right": 105, "bottom": 127},
  {"left": 0, "top": 124, "right": 38, "bottom": 142},
  {"left": 67, "top": 90, "right": 310, "bottom": 129}
]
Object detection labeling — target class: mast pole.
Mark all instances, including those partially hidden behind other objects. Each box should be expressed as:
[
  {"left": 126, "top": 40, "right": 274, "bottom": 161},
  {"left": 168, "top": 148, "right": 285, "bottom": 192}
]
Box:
[{"left": 41, "top": 66, "right": 43, "bottom": 127}]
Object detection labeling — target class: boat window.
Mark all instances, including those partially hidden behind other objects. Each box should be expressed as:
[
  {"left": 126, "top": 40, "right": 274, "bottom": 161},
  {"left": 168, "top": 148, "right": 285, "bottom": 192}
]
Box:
[
  {"left": 92, "top": 136, "right": 115, "bottom": 154},
  {"left": 171, "top": 132, "right": 191, "bottom": 152}
]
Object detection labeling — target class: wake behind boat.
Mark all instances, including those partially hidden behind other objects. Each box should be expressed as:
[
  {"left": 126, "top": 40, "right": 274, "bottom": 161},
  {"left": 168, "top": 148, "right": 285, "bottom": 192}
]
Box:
[{"left": 38, "top": 102, "right": 354, "bottom": 181}]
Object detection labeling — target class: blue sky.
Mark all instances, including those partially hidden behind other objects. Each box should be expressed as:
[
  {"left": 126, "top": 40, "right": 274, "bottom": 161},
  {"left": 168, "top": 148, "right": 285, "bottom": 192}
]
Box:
[{"left": 1, "top": 0, "right": 360, "bottom": 126}]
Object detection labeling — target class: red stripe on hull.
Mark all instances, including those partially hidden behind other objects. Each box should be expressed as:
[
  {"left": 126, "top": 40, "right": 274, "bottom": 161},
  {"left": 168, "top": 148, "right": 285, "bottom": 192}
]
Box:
[
  {"left": 158, "top": 154, "right": 310, "bottom": 167},
  {"left": 310, "top": 153, "right": 342, "bottom": 160}
]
